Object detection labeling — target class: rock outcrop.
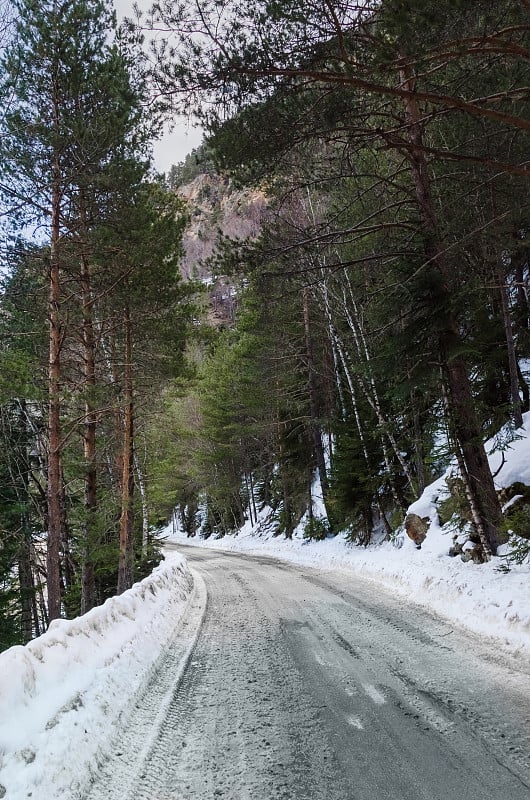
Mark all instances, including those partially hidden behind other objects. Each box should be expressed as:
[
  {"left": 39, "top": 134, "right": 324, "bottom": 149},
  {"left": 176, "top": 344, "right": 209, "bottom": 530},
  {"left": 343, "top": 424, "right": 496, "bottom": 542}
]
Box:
[{"left": 404, "top": 513, "right": 430, "bottom": 549}]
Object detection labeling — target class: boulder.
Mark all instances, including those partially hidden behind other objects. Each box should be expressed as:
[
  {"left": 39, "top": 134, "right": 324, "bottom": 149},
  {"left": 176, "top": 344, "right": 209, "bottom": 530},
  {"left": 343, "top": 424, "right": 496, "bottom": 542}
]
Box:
[{"left": 404, "top": 513, "right": 430, "bottom": 549}]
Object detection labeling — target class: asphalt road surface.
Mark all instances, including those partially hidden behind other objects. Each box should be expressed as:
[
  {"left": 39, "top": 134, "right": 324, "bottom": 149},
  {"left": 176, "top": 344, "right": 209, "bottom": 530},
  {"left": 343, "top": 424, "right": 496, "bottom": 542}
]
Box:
[{"left": 84, "top": 545, "right": 530, "bottom": 800}]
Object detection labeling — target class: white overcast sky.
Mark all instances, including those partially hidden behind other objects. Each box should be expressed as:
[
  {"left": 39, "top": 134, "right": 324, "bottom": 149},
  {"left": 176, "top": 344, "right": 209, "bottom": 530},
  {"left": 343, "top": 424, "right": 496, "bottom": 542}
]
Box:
[{"left": 113, "top": 0, "right": 204, "bottom": 172}]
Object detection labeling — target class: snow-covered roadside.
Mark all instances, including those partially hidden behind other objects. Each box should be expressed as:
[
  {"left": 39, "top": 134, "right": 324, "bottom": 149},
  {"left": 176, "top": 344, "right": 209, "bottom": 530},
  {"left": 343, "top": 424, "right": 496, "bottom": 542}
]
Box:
[
  {"left": 167, "top": 414, "right": 530, "bottom": 658},
  {"left": 0, "top": 552, "right": 195, "bottom": 800},
  {"left": 167, "top": 523, "right": 530, "bottom": 657},
  {"left": 166, "top": 411, "right": 530, "bottom": 661}
]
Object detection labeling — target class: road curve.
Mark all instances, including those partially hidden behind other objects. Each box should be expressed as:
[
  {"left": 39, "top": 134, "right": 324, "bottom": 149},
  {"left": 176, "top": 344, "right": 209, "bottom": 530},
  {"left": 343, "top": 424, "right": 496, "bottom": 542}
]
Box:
[{"left": 84, "top": 545, "right": 530, "bottom": 800}]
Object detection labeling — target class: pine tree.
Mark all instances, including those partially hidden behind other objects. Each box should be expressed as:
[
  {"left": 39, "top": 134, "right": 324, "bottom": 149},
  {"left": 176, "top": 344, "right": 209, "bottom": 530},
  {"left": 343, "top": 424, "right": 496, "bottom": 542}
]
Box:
[
  {"left": 0, "top": 0, "right": 154, "bottom": 618},
  {"left": 92, "top": 182, "right": 190, "bottom": 592},
  {"left": 0, "top": 247, "right": 49, "bottom": 645},
  {"left": 146, "top": 0, "right": 530, "bottom": 552}
]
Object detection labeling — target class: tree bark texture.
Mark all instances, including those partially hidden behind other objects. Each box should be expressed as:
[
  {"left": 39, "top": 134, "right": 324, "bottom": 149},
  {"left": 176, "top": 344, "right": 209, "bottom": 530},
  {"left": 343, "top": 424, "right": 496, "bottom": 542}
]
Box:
[
  {"left": 497, "top": 267, "right": 523, "bottom": 428},
  {"left": 302, "top": 287, "right": 329, "bottom": 501},
  {"left": 79, "top": 208, "right": 98, "bottom": 614},
  {"left": 399, "top": 63, "right": 502, "bottom": 554},
  {"left": 18, "top": 529, "right": 34, "bottom": 643},
  {"left": 117, "top": 305, "right": 135, "bottom": 594},
  {"left": 46, "top": 160, "right": 64, "bottom": 622}
]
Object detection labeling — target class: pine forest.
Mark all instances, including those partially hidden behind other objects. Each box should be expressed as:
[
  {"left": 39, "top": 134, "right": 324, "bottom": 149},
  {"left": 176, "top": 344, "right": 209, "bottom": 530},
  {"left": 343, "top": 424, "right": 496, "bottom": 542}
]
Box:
[{"left": 1, "top": 0, "right": 530, "bottom": 649}]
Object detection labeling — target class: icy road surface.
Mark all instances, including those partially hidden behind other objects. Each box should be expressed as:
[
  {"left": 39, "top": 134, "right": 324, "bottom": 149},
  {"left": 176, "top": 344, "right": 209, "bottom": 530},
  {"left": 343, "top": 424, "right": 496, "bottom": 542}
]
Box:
[{"left": 84, "top": 546, "right": 530, "bottom": 800}]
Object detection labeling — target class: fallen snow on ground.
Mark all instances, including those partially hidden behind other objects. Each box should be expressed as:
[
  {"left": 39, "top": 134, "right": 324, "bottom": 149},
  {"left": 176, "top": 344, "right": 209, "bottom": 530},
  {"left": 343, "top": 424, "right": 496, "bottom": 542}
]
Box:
[
  {"left": 167, "top": 521, "right": 530, "bottom": 657},
  {"left": 3, "top": 419, "right": 530, "bottom": 799},
  {"left": 0, "top": 552, "right": 194, "bottom": 800},
  {"left": 166, "top": 415, "right": 530, "bottom": 660}
]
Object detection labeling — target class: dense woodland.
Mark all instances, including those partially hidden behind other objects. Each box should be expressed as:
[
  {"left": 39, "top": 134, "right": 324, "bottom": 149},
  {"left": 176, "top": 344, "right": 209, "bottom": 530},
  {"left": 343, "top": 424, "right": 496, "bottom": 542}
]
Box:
[
  {"left": 1, "top": 0, "right": 530, "bottom": 649},
  {"left": 0, "top": 0, "right": 196, "bottom": 646}
]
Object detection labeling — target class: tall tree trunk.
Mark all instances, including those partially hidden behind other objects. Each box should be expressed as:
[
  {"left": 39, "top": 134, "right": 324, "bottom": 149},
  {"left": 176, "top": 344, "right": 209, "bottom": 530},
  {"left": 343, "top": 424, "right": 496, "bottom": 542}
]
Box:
[
  {"left": 335, "top": 324, "right": 404, "bottom": 513},
  {"left": 35, "top": 542, "right": 49, "bottom": 631},
  {"left": 244, "top": 472, "right": 254, "bottom": 526},
  {"left": 441, "top": 381, "right": 495, "bottom": 557},
  {"left": 333, "top": 330, "right": 393, "bottom": 537},
  {"left": 302, "top": 287, "right": 329, "bottom": 503},
  {"left": 342, "top": 277, "right": 416, "bottom": 495},
  {"left": 46, "top": 162, "right": 63, "bottom": 622},
  {"left": 275, "top": 373, "right": 292, "bottom": 539},
  {"left": 79, "top": 215, "right": 98, "bottom": 612},
  {"left": 117, "top": 305, "right": 135, "bottom": 594},
  {"left": 517, "top": 361, "right": 530, "bottom": 414},
  {"left": 319, "top": 280, "right": 347, "bottom": 419},
  {"left": 18, "top": 527, "right": 34, "bottom": 643},
  {"left": 134, "top": 454, "right": 149, "bottom": 557},
  {"left": 514, "top": 260, "right": 529, "bottom": 333},
  {"left": 400, "top": 63, "right": 502, "bottom": 554},
  {"left": 497, "top": 267, "right": 523, "bottom": 428},
  {"left": 11, "top": 399, "right": 36, "bottom": 641},
  {"left": 249, "top": 472, "right": 258, "bottom": 526}
]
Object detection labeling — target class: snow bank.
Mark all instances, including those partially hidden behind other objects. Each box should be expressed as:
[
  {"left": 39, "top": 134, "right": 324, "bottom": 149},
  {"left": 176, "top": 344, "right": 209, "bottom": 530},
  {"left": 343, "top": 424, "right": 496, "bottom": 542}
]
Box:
[
  {"left": 167, "top": 416, "right": 530, "bottom": 659},
  {"left": 168, "top": 526, "right": 530, "bottom": 656},
  {"left": 0, "top": 552, "right": 194, "bottom": 800}
]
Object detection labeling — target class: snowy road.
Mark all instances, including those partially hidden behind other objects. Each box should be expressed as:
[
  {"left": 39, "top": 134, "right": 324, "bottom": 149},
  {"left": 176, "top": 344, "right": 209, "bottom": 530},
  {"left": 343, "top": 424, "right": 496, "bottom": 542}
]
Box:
[{"left": 83, "top": 546, "right": 530, "bottom": 800}]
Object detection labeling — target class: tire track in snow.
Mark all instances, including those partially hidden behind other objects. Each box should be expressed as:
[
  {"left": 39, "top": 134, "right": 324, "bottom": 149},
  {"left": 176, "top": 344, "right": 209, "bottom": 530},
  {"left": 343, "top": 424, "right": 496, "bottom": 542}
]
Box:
[
  {"left": 81, "top": 548, "right": 530, "bottom": 800},
  {"left": 80, "top": 569, "right": 207, "bottom": 800}
]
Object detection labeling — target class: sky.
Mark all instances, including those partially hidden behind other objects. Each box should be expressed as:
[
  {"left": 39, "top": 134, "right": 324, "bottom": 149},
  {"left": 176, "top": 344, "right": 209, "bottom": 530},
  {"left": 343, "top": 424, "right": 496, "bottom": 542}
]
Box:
[{"left": 113, "top": 0, "right": 204, "bottom": 173}]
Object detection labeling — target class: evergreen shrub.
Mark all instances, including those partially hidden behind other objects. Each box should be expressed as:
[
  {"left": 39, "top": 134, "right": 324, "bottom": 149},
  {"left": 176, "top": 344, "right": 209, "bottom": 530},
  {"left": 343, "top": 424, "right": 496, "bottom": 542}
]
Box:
[
  {"left": 437, "top": 477, "right": 470, "bottom": 531},
  {"left": 303, "top": 516, "right": 329, "bottom": 541},
  {"left": 500, "top": 501, "right": 530, "bottom": 566}
]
